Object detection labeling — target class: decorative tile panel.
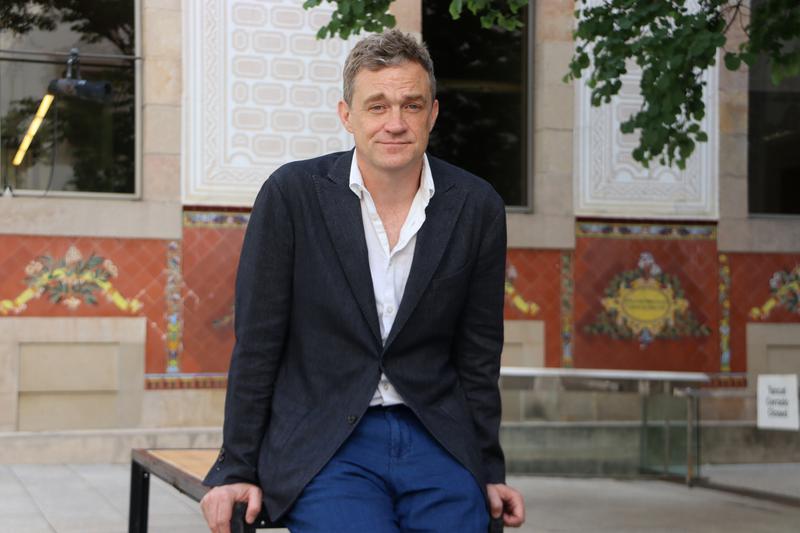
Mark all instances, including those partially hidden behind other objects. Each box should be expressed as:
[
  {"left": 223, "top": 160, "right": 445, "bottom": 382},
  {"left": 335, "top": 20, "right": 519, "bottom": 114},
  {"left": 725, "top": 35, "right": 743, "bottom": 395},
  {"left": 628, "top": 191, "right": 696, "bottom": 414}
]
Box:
[
  {"left": 727, "top": 253, "right": 800, "bottom": 373},
  {"left": 183, "top": 0, "right": 357, "bottom": 206},
  {"left": 574, "top": 0, "right": 719, "bottom": 219},
  {"left": 573, "top": 222, "right": 720, "bottom": 372},
  {"left": 0, "top": 236, "right": 169, "bottom": 375}
]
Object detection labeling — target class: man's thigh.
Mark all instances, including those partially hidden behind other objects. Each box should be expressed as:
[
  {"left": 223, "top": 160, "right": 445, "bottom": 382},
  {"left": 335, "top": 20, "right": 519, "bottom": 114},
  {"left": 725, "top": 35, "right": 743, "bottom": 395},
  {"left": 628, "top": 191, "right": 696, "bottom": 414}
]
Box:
[
  {"left": 389, "top": 407, "right": 489, "bottom": 533},
  {"left": 283, "top": 409, "right": 399, "bottom": 533},
  {"left": 284, "top": 406, "right": 488, "bottom": 533}
]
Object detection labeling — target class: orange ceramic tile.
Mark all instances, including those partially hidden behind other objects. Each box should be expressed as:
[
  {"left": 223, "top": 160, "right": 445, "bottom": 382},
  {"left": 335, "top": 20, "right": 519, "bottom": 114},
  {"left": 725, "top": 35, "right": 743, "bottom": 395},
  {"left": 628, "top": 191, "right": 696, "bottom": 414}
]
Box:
[
  {"left": 180, "top": 212, "right": 248, "bottom": 374},
  {"left": 504, "top": 249, "right": 564, "bottom": 367}
]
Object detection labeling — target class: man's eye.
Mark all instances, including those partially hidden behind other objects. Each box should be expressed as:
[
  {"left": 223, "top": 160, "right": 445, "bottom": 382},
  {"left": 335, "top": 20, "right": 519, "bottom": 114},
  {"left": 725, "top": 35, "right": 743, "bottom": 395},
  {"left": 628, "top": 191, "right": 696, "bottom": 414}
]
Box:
[
  {"left": 369, "top": 105, "right": 386, "bottom": 112},
  {"left": 406, "top": 103, "right": 422, "bottom": 111}
]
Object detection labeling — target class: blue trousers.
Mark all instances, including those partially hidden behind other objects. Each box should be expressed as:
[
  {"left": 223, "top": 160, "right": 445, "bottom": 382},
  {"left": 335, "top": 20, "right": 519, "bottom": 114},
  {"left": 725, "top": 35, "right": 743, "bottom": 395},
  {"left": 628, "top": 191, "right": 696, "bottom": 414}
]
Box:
[{"left": 284, "top": 405, "right": 489, "bottom": 533}]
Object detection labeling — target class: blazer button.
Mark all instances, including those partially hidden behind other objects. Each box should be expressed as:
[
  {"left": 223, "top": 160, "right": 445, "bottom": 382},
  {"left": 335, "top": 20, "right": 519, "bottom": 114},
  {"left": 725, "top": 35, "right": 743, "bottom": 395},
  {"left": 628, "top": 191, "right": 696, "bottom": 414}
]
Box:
[{"left": 347, "top": 415, "right": 357, "bottom": 425}]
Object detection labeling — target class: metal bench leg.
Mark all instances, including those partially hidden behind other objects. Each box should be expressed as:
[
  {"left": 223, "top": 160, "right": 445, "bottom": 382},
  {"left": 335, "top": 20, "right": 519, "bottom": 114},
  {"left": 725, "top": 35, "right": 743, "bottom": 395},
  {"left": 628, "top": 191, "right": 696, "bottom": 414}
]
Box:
[
  {"left": 128, "top": 460, "right": 150, "bottom": 533},
  {"left": 232, "top": 502, "right": 257, "bottom": 533}
]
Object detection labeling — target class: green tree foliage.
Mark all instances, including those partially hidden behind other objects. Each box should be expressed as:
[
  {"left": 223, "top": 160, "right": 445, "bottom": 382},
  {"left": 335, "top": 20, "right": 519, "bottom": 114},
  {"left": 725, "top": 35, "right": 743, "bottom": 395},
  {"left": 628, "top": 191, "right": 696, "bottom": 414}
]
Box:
[
  {"left": 303, "top": 0, "right": 800, "bottom": 169},
  {"left": 565, "top": 0, "right": 800, "bottom": 169},
  {"left": 302, "top": 0, "right": 528, "bottom": 39}
]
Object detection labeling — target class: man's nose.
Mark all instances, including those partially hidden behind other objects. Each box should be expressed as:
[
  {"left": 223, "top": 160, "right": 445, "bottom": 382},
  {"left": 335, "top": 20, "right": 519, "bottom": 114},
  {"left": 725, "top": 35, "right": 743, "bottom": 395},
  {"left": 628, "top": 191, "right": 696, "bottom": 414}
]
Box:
[{"left": 384, "top": 108, "right": 408, "bottom": 133}]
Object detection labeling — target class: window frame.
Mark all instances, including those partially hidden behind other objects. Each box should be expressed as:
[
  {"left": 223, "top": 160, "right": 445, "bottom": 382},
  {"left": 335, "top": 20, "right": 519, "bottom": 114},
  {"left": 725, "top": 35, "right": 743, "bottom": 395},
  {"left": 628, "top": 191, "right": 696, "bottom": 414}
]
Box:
[
  {"left": 0, "top": 1, "right": 142, "bottom": 200},
  {"left": 422, "top": 3, "right": 534, "bottom": 211},
  {"left": 505, "top": 4, "right": 535, "bottom": 214}
]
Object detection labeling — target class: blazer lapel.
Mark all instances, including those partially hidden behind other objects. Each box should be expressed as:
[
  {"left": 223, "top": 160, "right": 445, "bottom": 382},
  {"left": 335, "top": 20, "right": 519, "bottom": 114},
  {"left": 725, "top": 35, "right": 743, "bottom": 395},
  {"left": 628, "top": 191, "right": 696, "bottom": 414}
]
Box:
[
  {"left": 313, "top": 151, "right": 382, "bottom": 347},
  {"left": 382, "top": 161, "right": 466, "bottom": 352}
]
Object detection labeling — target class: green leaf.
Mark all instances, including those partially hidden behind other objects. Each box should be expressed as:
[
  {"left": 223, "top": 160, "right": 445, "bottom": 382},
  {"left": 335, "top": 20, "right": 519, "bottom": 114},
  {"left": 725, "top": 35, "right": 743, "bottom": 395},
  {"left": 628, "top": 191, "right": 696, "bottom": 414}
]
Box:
[
  {"left": 724, "top": 52, "right": 741, "bottom": 71},
  {"left": 449, "top": 0, "right": 464, "bottom": 19},
  {"left": 740, "top": 51, "right": 757, "bottom": 67}
]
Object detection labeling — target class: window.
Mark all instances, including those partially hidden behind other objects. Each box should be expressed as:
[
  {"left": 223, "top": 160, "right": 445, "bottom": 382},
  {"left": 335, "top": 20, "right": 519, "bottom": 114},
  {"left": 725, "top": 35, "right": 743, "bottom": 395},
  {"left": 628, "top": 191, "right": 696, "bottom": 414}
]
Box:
[
  {"left": 422, "top": 3, "right": 531, "bottom": 208},
  {"left": 747, "top": 2, "right": 800, "bottom": 214},
  {"left": 0, "top": 1, "right": 137, "bottom": 196}
]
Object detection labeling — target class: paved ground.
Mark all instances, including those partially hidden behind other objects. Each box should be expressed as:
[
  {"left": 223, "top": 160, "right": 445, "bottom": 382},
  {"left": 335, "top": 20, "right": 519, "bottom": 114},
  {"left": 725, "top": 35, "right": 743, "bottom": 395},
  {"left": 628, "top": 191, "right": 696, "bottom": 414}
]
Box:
[
  {"left": 2, "top": 464, "right": 800, "bottom": 533},
  {"left": 701, "top": 463, "right": 800, "bottom": 498}
]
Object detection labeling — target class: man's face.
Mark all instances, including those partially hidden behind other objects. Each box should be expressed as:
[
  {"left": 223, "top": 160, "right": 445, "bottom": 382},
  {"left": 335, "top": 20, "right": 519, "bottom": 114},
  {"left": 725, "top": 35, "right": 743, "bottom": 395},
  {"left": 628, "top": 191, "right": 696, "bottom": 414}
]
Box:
[{"left": 338, "top": 61, "right": 439, "bottom": 177}]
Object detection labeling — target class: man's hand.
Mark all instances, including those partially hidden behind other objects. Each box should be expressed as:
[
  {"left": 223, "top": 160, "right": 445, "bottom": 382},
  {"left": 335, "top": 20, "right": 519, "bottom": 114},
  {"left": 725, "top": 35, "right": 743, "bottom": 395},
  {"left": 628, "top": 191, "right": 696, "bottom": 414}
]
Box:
[
  {"left": 200, "top": 483, "right": 262, "bottom": 533},
  {"left": 486, "top": 483, "right": 525, "bottom": 527}
]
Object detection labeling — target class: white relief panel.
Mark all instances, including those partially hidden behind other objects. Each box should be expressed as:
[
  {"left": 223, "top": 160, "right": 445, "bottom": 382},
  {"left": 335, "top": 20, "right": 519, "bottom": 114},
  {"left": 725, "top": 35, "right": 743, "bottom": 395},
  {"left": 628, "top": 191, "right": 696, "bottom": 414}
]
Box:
[
  {"left": 183, "top": 0, "right": 357, "bottom": 206},
  {"left": 573, "top": 2, "right": 719, "bottom": 219}
]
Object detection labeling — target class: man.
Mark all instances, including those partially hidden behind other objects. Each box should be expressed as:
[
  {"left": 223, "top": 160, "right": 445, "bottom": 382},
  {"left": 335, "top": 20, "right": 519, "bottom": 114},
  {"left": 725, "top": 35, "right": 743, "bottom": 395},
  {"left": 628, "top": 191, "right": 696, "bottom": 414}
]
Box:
[{"left": 201, "top": 30, "right": 525, "bottom": 533}]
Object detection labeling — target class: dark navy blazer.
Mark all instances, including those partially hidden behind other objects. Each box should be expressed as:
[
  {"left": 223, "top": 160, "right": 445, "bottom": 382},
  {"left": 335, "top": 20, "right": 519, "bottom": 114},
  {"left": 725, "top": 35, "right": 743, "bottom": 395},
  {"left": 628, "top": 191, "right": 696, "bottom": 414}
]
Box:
[{"left": 204, "top": 150, "right": 507, "bottom": 523}]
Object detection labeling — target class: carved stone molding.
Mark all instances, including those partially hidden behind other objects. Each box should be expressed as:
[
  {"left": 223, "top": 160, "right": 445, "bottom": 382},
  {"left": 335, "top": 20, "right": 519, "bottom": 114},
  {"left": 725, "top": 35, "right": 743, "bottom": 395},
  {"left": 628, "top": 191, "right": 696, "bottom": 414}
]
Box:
[
  {"left": 573, "top": 2, "right": 719, "bottom": 219},
  {"left": 183, "top": 0, "right": 356, "bottom": 206}
]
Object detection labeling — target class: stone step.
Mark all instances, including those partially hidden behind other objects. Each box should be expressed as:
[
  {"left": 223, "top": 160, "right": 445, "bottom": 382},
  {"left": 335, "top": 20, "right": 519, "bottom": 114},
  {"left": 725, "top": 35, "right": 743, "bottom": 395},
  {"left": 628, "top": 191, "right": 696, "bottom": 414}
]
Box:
[
  {"left": 2, "top": 421, "right": 797, "bottom": 474},
  {"left": 501, "top": 421, "right": 800, "bottom": 475}
]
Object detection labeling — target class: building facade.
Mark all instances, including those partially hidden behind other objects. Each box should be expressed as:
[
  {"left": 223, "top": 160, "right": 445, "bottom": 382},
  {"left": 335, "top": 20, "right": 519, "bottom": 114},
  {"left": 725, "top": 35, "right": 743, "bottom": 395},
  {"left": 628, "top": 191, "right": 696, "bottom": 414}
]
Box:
[{"left": 0, "top": 0, "right": 798, "bottom": 453}]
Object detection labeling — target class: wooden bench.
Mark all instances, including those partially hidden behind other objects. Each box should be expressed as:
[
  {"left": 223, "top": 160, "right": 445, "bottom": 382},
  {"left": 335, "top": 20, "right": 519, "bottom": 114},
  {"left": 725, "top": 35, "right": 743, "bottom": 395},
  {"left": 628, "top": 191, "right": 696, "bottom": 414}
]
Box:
[{"left": 129, "top": 448, "right": 281, "bottom": 532}]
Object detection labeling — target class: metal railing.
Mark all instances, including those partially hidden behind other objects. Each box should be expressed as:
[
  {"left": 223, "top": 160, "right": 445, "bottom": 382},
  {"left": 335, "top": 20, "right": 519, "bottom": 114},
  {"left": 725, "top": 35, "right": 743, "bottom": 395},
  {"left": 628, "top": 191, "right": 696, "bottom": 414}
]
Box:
[{"left": 497, "top": 367, "right": 735, "bottom": 477}]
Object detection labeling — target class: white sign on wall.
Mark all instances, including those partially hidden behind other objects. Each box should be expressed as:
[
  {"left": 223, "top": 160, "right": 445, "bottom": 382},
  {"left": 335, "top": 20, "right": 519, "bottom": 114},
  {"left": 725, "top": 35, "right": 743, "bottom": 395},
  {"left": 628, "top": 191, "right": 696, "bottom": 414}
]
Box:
[{"left": 757, "top": 374, "right": 800, "bottom": 431}]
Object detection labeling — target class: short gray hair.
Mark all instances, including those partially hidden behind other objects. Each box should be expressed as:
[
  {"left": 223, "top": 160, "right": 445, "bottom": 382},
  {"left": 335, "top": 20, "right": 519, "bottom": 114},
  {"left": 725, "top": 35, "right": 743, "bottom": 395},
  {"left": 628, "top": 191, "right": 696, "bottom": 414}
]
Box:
[{"left": 342, "top": 29, "right": 436, "bottom": 105}]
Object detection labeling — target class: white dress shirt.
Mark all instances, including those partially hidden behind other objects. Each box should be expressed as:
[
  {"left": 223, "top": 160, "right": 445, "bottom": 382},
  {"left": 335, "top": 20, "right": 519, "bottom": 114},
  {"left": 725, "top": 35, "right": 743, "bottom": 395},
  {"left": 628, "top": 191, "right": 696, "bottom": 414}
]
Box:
[{"left": 348, "top": 151, "right": 435, "bottom": 406}]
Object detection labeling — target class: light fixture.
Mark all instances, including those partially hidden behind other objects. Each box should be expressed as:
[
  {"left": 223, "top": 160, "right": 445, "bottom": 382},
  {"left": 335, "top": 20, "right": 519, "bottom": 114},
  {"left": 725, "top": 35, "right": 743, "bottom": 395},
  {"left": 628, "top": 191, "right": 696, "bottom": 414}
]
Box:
[{"left": 11, "top": 93, "right": 55, "bottom": 166}]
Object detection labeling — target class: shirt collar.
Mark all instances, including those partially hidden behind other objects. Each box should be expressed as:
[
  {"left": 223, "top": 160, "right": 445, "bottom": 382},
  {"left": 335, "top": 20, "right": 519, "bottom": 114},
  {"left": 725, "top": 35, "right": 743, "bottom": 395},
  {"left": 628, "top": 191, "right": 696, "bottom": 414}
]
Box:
[{"left": 348, "top": 150, "right": 435, "bottom": 205}]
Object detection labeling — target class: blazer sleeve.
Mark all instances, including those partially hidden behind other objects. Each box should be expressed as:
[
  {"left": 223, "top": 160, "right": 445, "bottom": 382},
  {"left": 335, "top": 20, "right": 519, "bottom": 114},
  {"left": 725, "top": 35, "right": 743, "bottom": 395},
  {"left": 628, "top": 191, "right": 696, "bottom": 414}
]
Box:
[
  {"left": 452, "top": 192, "right": 507, "bottom": 485},
  {"left": 204, "top": 176, "right": 294, "bottom": 486}
]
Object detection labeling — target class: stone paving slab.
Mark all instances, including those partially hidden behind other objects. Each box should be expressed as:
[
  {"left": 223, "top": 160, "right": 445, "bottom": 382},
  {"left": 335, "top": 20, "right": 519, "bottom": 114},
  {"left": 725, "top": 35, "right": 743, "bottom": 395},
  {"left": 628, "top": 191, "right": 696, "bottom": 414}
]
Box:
[
  {"left": 520, "top": 476, "right": 800, "bottom": 533},
  {"left": 2, "top": 465, "right": 800, "bottom": 532}
]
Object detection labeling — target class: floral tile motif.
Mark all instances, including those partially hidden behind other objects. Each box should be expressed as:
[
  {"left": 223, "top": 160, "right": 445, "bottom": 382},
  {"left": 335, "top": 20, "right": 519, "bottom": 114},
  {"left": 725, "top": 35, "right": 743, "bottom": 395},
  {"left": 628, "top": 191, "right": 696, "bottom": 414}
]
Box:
[
  {"left": 505, "top": 262, "right": 540, "bottom": 317},
  {"left": 1, "top": 245, "right": 142, "bottom": 314},
  {"left": 585, "top": 252, "right": 711, "bottom": 348},
  {"left": 574, "top": 223, "right": 719, "bottom": 372},
  {"left": 749, "top": 265, "right": 800, "bottom": 320}
]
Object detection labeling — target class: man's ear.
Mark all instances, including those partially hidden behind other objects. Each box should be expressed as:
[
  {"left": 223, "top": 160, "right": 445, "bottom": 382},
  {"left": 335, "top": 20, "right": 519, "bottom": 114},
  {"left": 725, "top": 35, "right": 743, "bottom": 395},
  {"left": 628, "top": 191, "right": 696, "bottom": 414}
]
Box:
[
  {"left": 338, "top": 100, "right": 354, "bottom": 133},
  {"left": 429, "top": 99, "right": 439, "bottom": 132}
]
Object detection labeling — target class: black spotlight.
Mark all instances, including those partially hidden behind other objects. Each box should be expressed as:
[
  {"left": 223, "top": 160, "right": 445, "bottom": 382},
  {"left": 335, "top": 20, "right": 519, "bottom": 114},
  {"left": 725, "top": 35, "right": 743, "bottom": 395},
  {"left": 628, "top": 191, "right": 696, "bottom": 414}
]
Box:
[
  {"left": 47, "top": 78, "right": 112, "bottom": 102},
  {"left": 48, "top": 47, "right": 113, "bottom": 102}
]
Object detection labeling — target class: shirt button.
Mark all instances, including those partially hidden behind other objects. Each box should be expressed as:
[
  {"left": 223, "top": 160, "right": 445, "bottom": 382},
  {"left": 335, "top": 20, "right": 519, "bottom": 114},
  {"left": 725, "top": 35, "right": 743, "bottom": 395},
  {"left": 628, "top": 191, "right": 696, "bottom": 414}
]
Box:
[
  {"left": 383, "top": 383, "right": 389, "bottom": 390},
  {"left": 385, "top": 305, "right": 394, "bottom": 315},
  {"left": 347, "top": 415, "right": 357, "bottom": 425}
]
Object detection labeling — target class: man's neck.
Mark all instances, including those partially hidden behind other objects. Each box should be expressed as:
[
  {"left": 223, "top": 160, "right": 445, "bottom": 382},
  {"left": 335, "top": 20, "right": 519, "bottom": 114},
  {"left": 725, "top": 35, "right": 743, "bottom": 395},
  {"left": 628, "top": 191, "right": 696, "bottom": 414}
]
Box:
[{"left": 358, "top": 159, "right": 423, "bottom": 210}]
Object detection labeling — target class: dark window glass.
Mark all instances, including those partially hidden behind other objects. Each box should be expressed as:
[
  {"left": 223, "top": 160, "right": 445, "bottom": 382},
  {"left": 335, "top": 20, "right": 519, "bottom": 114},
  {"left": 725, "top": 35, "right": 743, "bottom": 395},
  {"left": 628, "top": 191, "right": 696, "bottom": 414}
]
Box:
[
  {"left": 748, "top": 2, "right": 800, "bottom": 214},
  {"left": 0, "top": 1, "right": 136, "bottom": 195},
  {"left": 422, "top": 4, "right": 529, "bottom": 207}
]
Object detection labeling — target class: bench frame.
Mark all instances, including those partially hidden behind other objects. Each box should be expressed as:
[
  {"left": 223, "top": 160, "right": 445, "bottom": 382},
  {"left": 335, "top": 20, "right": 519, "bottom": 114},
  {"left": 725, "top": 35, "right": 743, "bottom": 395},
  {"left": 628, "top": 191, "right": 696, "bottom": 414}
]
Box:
[{"left": 128, "top": 448, "right": 279, "bottom": 532}]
